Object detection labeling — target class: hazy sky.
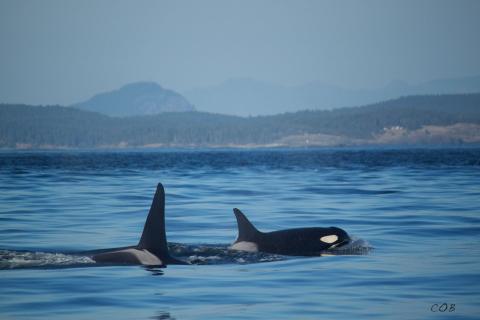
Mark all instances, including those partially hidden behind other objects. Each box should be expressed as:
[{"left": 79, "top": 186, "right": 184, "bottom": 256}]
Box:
[{"left": 1, "top": 0, "right": 479, "bottom": 105}]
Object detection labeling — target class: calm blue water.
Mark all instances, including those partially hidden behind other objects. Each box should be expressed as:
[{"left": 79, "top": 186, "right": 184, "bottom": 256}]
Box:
[{"left": 0, "top": 148, "right": 479, "bottom": 319}]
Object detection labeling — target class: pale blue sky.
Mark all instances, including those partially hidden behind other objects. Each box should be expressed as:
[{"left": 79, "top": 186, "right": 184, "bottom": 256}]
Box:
[{"left": 1, "top": 0, "right": 479, "bottom": 106}]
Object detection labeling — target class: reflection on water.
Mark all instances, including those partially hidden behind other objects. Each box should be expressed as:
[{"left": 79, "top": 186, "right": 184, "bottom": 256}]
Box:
[{"left": 151, "top": 312, "right": 176, "bottom": 320}]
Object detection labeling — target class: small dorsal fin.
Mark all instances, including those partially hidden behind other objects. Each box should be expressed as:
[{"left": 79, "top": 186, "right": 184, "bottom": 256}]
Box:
[
  {"left": 138, "top": 183, "right": 169, "bottom": 258},
  {"left": 233, "top": 208, "right": 261, "bottom": 241}
]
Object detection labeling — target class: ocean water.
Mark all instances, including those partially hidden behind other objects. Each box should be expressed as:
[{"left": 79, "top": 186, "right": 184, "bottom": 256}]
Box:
[{"left": 0, "top": 148, "right": 479, "bottom": 319}]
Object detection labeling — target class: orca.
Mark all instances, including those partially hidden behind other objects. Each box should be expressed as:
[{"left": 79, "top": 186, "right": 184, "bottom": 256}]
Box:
[
  {"left": 87, "top": 183, "right": 185, "bottom": 266},
  {"left": 230, "top": 208, "right": 350, "bottom": 256}
]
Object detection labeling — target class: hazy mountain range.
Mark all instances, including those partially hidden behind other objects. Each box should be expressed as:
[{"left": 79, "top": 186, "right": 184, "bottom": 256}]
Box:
[
  {"left": 73, "top": 82, "right": 195, "bottom": 117},
  {"left": 183, "top": 75, "right": 480, "bottom": 116},
  {"left": 66, "top": 75, "right": 480, "bottom": 118},
  {"left": 1, "top": 74, "right": 480, "bottom": 149}
]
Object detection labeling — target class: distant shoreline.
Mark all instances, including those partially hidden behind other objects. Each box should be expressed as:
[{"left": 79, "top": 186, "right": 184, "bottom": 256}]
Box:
[
  {"left": 2, "top": 141, "right": 480, "bottom": 152},
  {"left": 4, "top": 122, "right": 480, "bottom": 151}
]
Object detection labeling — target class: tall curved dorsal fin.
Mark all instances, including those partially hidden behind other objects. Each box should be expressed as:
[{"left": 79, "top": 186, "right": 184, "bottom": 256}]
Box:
[
  {"left": 233, "top": 208, "right": 261, "bottom": 241},
  {"left": 138, "top": 183, "right": 169, "bottom": 258}
]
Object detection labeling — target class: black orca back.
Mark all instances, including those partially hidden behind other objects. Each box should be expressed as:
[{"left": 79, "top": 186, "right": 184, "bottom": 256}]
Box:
[
  {"left": 232, "top": 208, "right": 351, "bottom": 256},
  {"left": 90, "top": 183, "right": 185, "bottom": 265}
]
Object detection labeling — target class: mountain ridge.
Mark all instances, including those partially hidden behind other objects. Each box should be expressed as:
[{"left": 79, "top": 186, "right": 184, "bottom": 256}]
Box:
[
  {"left": 183, "top": 75, "right": 480, "bottom": 116},
  {"left": 73, "top": 81, "right": 195, "bottom": 117}
]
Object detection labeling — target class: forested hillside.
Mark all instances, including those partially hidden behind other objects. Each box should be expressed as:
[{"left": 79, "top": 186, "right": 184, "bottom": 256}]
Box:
[{"left": 1, "top": 93, "right": 479, "bottom": 148}]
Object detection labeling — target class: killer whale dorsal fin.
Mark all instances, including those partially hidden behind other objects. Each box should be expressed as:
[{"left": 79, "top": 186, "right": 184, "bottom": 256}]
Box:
[
  {"left": 233, "top": 208, "right": 261, "bottom": 241},
  {"left": 138, "top": 183, "right": 169, "bottom": 257}
]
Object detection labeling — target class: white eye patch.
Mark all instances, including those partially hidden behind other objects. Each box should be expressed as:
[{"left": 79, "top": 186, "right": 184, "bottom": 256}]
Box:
[{"left": 320, "top": 235, "right": 338, "bottom": 244}]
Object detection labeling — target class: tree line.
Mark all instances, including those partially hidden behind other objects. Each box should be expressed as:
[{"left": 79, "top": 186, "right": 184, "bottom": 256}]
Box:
[{"left": 1, "top": 93, "right": 479, "bottom": 148}]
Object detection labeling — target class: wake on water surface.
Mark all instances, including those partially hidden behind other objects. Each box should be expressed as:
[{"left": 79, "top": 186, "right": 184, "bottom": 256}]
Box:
[
  {"left": 0, "top": 238, "right": 371, "bottom": 270},
  {"left": 0, "top": 249, "right": 95, "bottom": 269}
]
